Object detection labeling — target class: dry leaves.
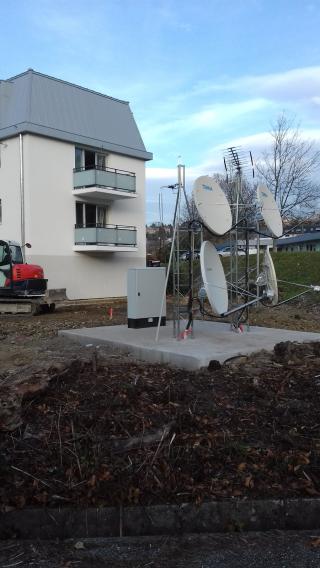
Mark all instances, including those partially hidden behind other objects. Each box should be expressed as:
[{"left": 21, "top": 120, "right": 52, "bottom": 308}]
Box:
[{"left": 1, "top": 341, "right": 320, "bottom": 509}]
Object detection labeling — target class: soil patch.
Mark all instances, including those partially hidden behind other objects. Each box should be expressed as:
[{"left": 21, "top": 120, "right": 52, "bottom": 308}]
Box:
[{"left": 1, "top": 339, "right": 320, "bottom": 510}]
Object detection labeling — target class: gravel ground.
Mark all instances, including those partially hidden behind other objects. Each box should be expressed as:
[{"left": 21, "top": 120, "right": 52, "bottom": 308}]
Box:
[{"left": 1, "top": 531, "right": 320, "bottom": 567}]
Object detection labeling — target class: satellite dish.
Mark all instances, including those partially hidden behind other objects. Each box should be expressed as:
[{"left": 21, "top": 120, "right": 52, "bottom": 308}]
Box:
[
  {"left": 193, "top": 176, "right": 232, "bottom": 236},
  {"left": 200, "top": 241, "right": 228, "bottom": 315},
  {"left": 261, "top": 248, "right": 278, "bottom": 305},
  {"left": 257, "top": 184, "right": 283, "bottom": 238}
]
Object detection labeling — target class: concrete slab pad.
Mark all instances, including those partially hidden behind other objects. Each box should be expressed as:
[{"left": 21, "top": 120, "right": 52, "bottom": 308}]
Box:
[{"left": 59, "top": 321, "right": 320, "bottom": 370}]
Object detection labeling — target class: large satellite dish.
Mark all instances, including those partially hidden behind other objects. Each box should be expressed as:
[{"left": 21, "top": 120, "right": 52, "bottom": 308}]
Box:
[
  {"left": 262, "top": 248, "right": 278, "bottom": 305},
  {"left": 193, "top": 176, "right": 232, "bottom": 236},
  {"left": 200, "top": 241, "right": 228, "bottom": 315},
  {"left": 257, "top": 184, "right": 283, "bottom": 238}
]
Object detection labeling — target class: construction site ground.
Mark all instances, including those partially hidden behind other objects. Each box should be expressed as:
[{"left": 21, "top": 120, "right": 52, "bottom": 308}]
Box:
[
  {"left": 1, "top": 298, "right": 320, "bottom": 502},
  {"left": 1, "top": 299, "right": 320, "bottom": 566},
  {"left": 1, "top": 297, "right": 320, "bottom": 373},
  {"left": 0, "top": 301, "right": 320, "bottom": 568}
]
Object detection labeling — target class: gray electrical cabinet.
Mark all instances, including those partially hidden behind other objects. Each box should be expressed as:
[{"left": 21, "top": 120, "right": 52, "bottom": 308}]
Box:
[{"left": 127, "top": 267, "right": 166, "bottom": 329}]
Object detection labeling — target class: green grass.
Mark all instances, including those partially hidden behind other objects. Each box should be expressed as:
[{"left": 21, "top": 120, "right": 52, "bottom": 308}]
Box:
[
  {"left": 223, "top": 251, "right": 320, "bottom": 302},
  {"left": 166, "top": 251, "right": 320, "bottom": 303},
  {"left": 271, "top": 251, "right": 320, "bottom": 301}
]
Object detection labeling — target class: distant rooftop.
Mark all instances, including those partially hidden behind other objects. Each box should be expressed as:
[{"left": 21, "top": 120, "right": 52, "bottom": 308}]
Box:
[
  {"left": 277, "top": 232, "right": 320, "bottom": 246},
  {"left": 0, "top": 69, "right": 152, "bottom": 160}
]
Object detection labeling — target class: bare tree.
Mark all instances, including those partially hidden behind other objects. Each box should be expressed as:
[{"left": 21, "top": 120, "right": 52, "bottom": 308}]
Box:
[
  {"left": 212, "top": 173, "right": 256, "bottom": 225},
  {"left": 180, "top": 193, "right": 199, "bottom": 224},
  {"left": 181, "top": 173, "right": 257, "bottom": 232},
  {"left": 256, "top": 113, "right": 320, "bottom": 219}
]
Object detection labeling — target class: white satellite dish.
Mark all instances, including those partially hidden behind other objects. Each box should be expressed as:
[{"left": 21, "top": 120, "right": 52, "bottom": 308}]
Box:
[
  {"left": 200, "top": 241, "right": 228, "bottom": 315},
  {"left": 262, "top": 248, "right": 278, "bottom": 305},
  {"left": 257, "top": 184, "right": 283, "bottom": 238},
  {"left": 193, "top": 176, "right": 232, "bottom": 236}
]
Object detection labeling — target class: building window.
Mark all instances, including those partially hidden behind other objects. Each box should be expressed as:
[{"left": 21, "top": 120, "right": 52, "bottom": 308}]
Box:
[
  {"left": 76, "top": 202, "right": 108, "bottom": 227},
  {"left": 97, "top": 206, "right": 106, "bottom": 226},
  {"left": 75, "top": 147, "right": 82, "bottom": 169},
  {"left": 75, "top": 147, "right": 108, "bottom": 170},
  {"left": 76, "top": 202, "right": 83, "bottom": 226},
  {"left": 96, "top": 153, "right": 106, "bottom": 169},
  {"left": 84, "top": 150, "right": 95, "bottom": 170}
]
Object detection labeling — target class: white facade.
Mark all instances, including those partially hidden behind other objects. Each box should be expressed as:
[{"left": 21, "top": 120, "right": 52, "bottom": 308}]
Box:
[{"left": 0, "top": 134, "right": 147, "bottom": 299}]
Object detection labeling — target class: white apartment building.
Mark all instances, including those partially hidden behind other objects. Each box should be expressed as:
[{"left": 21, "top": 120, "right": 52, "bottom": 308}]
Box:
[{"left": 0, "top": 69, "right": 152, "bottom": 299}]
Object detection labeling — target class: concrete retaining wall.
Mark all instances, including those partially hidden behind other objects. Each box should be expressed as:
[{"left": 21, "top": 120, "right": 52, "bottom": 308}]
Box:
[{"left": 1, "top": 499, "right": 320, "bottom": 539}]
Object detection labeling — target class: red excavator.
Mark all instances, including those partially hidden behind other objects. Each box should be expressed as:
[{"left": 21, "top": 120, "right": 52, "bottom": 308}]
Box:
[
  {"left": 0, "top": 240, "right": 51, "bottom": 314},
  {"left": 0, "top": 240, "right": 67, "bottom": 314},
  {"left": 0, "top": 240, "right": 47, "bottom": 297}
]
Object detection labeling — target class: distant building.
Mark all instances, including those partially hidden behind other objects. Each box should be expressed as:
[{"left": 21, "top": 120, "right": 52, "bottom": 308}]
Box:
[
  {"left": 146, "top": 224, "right": 172, "bottom": 237},
  {"left": 216, "top": 238, "right": 273, "bottom": 256},
  {"left": 276, "top": 232, "right": 320, "bottom": 252},
  {"left": 0, "top": 69, "right": 152, "bottom": 299},
  {"left": 283, "top": 216, "right": 320, "bottom": 235}
]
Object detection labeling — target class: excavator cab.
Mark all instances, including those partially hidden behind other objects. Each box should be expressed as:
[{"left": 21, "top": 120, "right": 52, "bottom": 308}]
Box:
[
  {"left": 0, "top": 241, "right": 12, "bottom": 291},
  {"left": 0, "top": 240, "right": 47, "bottom": 297}
]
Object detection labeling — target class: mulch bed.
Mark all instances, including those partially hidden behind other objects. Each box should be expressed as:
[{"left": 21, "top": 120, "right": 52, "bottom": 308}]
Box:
[{"left": 1, "top": 341, "right": 320, "bottom": 510}]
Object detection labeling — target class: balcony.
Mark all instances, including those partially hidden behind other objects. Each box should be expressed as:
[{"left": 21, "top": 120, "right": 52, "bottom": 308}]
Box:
[
  {"left": 73, "top": 166, "right": 136, "bottom": 200},
  {"left": 74, "top": 224, "right": 137, "bottom": 252}
]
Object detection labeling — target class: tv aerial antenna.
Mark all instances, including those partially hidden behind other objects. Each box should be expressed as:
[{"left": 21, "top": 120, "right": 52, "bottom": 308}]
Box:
[{"left": 222, "top": 147, "right": 255, "bottom": 322}]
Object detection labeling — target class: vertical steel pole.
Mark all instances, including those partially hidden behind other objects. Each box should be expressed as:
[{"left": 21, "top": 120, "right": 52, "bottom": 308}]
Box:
[
  {"left": 175, "top": 164, "right": 183, "bottom": 337},
  {"left": 190, "top": 228, "right": 195, "bottom": 337},
  {"left": 19, "top": 134, "right": 25, "bottom": 247},
  {"left": 155, "top": 191, "right": 180, "bottom": 343},
  {"left": 256, "top": 219, "right": 260, "bottom": 298}
]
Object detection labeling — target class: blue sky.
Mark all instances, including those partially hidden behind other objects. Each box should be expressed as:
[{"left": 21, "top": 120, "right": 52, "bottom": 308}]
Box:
[{"left": 2, "top": 0, "right": 320, "bottom": 222}]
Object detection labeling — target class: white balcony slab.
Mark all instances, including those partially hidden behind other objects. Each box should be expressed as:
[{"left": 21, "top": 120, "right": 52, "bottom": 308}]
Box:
[
  {"left": 59, "top": 320, "right": 320, "bottom": 370},
  {"left": 73, "top": 188, "right": 136, "bottom": 201},
  {"left": 73, "top": 245, "right": 138, "bottom": 253}
]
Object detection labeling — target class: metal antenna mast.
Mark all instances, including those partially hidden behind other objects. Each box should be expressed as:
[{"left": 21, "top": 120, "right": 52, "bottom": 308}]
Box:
[
  {"left": 156, "top": 164, "right": 202, "bottom": 342},
  {"left": 223, "top": 146, "right": 255, "bottom": 327},
  {"left": 171, "top": 164, "right": 196, "bottom": 338}
]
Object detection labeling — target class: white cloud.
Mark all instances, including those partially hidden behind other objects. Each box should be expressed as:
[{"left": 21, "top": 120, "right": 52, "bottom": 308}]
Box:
[
  {"left": 192, "top": 66, "right": 320, "bottom": 105},
  {"left": 240, "top": 67, "right": 320, "bottom": 102},
  {"left": 142, "top": 97, "right": 270, "bottom": 144},
  {"left": 302, "top": 128, "right": 320, "bottom": 140},
  {"left": 146, "top": 167, "right": 178, "bottom": 180},
  {"left": 188, "top": 98, "right": 268, "bottom": 128},
  {"left": 208, "top": 132, "right": 271, "bottom": 157},
  {"left": 146, "top": 163, "right": 221, "bottom": 183}
]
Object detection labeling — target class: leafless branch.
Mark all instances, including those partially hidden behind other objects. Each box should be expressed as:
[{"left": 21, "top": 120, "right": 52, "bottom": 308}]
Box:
[{"left": 256, "top": 112, "right": 320, "bottom": 218}]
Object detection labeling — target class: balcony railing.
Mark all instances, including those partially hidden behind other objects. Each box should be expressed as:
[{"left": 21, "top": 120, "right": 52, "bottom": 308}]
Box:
[
  {"left": 74, "top": 224, "right": 137, "bottom": 247},
  {"left": 73, "top": 166, "right": 136, "bottom": 193}
]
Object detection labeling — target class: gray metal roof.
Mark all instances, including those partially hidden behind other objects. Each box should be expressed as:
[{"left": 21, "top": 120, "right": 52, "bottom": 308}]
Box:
[
  {"left": 0, "top": 69, "right": 152, "bottom": 161},
  {"left": 276, "top": 232, "right": 320, "bottom": 246}
]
